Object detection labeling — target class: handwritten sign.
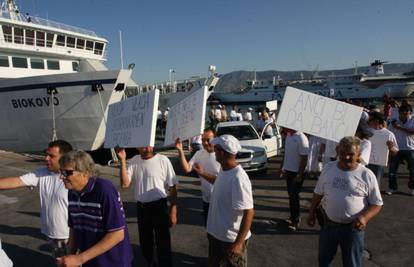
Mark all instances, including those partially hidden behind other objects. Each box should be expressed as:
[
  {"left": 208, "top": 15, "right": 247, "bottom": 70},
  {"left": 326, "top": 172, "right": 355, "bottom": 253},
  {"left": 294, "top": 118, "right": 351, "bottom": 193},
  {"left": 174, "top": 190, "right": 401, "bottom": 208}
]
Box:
[
  {"left": 277, "top": 87, "right": 362, "bottom": 142},
  {"left": 266, "top": 100, "right": 278, "bottom": 111},
  {"left": 104, "top": 90, "right": 159, "bottom": 148},
  {"left": 163, "top": 86, "right": 208, "bottom": 146},
  {"left": 369, "top": 132, "right": 389, "bottom": 166}
]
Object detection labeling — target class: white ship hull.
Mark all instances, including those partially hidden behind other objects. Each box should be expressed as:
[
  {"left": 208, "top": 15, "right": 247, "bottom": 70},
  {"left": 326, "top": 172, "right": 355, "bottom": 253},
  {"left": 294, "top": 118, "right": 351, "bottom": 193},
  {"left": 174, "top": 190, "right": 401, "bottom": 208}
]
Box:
[
  {"left": 0, "top": 69, "right": 132, "bottom": 152},
  {"left": 214, "top": 81, "right": 414, "bottom": 104}
]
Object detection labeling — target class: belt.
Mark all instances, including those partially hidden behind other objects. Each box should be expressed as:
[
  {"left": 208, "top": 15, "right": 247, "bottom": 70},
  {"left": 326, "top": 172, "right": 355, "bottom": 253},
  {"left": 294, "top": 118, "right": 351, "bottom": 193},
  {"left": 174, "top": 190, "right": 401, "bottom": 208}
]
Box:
[{"left": 318, "top": 207, "right": 353, "bottom": 228}]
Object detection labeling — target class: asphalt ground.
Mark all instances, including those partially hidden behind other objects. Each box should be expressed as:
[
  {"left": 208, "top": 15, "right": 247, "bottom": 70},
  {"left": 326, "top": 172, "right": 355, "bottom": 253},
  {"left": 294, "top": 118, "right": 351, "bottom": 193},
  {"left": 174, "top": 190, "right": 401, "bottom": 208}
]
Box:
[{"left": 0, "top": 150, "right": 413, "bottom": 267}]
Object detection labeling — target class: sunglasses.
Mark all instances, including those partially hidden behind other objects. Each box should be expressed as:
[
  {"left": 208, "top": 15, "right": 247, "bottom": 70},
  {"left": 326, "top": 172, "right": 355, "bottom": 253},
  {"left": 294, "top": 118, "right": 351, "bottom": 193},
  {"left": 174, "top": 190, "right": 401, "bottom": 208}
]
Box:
[{"left": 60, "top": 169, "right": 75, "bottom": 177}]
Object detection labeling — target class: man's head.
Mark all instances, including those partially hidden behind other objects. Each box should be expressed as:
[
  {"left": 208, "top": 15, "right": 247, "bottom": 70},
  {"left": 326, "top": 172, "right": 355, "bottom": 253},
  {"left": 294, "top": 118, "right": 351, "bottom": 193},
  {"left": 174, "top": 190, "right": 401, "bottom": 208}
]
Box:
[
  {"left": 399, "top": 104, "right": 412, "bottom": 122},
  {"left": 202, "top": 128, "right": 216, "bottom": 152},
  {"left": 368, "top": 111, "right": 386, "bottom": 129},
  {"left": 337, "top": 136, "right": 361, "bottom": 171},
  {"left": 210, "top": 134, "right": 241, "bottom": 165},
  {"left": 137, "top": 146, "right": 154, "bottom": 159},
  {"left": 59, "top": 150, "right": 95, "bottom": 192},
  {"left": 45, "top": 140, "right": 72, "bottom": 173}
]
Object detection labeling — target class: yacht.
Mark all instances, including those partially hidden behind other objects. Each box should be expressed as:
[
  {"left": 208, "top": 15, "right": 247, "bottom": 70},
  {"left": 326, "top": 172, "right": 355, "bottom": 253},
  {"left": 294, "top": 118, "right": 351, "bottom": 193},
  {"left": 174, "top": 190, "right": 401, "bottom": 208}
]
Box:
[
  {"left": 0, "top": 0, "right": 137, "bottom": 152},
  {"left": 213, "top": 60, "right": 414, "bottom": 104}
]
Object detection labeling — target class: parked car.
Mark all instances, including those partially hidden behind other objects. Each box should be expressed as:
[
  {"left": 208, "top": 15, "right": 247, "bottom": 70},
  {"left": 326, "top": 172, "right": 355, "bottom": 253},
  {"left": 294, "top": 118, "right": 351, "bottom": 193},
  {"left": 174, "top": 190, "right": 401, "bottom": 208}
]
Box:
[{"left": 216, "top": 121, "right": 282, "bottom": 172}]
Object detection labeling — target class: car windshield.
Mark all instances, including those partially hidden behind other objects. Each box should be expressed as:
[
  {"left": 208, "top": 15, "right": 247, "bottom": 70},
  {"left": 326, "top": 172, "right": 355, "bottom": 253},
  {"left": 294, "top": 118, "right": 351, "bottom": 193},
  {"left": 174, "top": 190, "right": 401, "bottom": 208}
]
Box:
[{"left": 217, "top": 125, "right": 258, "bottom": 140}]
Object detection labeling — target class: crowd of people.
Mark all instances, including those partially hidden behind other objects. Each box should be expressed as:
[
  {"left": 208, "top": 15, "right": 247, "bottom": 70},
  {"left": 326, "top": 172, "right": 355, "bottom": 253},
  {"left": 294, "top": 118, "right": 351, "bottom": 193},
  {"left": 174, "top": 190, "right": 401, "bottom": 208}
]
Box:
[{"left": 0, "top": 97, "right": 413, "bottom": 267}]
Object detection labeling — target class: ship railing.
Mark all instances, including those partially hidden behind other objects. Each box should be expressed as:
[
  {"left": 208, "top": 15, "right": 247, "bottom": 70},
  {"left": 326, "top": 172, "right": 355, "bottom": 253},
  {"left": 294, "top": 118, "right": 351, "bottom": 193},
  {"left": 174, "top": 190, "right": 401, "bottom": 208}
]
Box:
[{"left": 0, "top": 35, "right": 107, "bottom": 59}]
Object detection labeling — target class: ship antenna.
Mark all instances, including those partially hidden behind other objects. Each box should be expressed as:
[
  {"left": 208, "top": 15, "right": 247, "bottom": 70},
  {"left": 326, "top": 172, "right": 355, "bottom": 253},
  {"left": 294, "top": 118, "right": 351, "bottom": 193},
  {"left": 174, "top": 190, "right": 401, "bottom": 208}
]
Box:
[
  {"left": 354, "top": 61, "right": 358, "bottom": 75},
  {"left": 119, "top": 30, "right": 124, "bottom": 69}
]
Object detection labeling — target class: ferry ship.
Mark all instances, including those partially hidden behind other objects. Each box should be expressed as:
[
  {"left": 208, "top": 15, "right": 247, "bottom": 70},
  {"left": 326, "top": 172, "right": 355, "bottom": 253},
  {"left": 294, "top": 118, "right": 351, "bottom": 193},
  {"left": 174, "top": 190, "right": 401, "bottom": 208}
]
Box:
[
  {"left": 213, "top": 60, "right": 414, "bottom": 104},
  {"left": 0, "top": 0, "right": 137, "bottom": 152}
]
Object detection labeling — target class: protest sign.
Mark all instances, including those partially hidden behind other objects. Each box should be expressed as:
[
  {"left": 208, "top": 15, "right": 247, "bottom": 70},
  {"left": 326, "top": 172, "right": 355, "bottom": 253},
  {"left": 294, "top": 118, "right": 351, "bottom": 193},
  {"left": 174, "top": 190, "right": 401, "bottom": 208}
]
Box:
[
  {"left": 369, "top": 132, "right": 389, "bottom": 166},
  {"left": 104, "top": 89, "right": 159, "bottom": 148},
  {"left": 266, "top": 100, "right": 278, "bottom": 111},
  {"left": 277, "top": 87, "right": 362, "bottom": 142},
  {"left": 164, "top": 86, "right": 208, "bottom": 146}
]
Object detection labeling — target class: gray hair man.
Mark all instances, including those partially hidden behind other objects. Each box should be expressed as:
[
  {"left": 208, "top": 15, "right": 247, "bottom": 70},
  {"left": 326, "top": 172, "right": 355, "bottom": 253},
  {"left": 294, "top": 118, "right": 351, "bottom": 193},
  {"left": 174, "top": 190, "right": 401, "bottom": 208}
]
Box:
[{"left": 307, "top": 136, "right": 383, "bottom": 267}]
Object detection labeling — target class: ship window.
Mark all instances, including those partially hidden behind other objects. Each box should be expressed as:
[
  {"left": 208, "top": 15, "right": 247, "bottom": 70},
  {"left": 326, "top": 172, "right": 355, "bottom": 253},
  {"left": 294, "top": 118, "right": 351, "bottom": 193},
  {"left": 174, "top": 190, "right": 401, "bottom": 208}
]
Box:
[
  {"left": 47, "top": 60, "right": 60, "bottom": 70},
  {"left": 0, "top": 55, "right": 9, "bottom": 67},
  {"left": 14, "top": 27, "right": 24, "bottom": 44},
  {"left": 46, "top": 33, "right": 54, "bottom": 47},
  {"left": 76, "top": 39, "right": 85, "bottom": 49},
  {"left": 12, "top": 57, "right": 28, "bottom": 68},
  {"left": 30, "top": 58, "right": 44, "bottom": 69},
  {"left": 25, "top": 29, "right": 34, "bottom": 45},
  {"left": 36, "top": 31, "right": 45, "bottom": 47},
  {"left": 72, "top": 61, "right": 79, "bottom": 71},
  {"left": 56, "top": 35, "right": 65, "bottom": 46},
  {"left": 86, "top": 40, "right": 94, "bottom": 51},
  {"left": 94, "top": 42, "right": 104, "bottom": 55},
  {"left": 66, "top": 36, "right": 75, "bottom": 48},
  {"left": 2, "top": 25, "right": 12, "bottom": 42}
]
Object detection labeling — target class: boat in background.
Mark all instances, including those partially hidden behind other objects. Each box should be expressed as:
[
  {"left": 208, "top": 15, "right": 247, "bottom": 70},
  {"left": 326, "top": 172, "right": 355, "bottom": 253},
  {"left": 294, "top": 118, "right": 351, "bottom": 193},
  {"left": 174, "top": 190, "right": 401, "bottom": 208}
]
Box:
[
  {"left": 0, "top": 0, "right": 138, "bottom": 152},
  {"left": 213, "top": 60, "right": 414, "bottom": 104}
]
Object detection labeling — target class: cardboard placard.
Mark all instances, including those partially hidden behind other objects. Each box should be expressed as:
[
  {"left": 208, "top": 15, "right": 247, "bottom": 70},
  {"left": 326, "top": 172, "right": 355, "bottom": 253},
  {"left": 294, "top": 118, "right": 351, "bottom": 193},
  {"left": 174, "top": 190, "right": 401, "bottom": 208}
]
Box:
[
  {"left": 163, "top": 86, "right": 208, "bottom": 146},
  {"left": 277, "top": 87, "right": 362, "bottom": 142},
  {"left": 266, "top": 100, "right": 278, "bottom": 111},
  {"left": 104, "top": 90, "right": 159, "bottom": 148}
]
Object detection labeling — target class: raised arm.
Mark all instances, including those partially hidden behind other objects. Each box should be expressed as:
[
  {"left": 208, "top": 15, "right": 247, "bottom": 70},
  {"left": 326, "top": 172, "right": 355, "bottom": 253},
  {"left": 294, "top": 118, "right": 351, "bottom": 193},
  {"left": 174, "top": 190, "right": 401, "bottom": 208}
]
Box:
[
  {"left": 115, "top": 148, "right": 131, "bottom": 188},
  {"left": 0, "top": 176, "right": 26, "bottom": 190},
  {"left": 175, "top": 138, "right": 192, "bottom": 173}
]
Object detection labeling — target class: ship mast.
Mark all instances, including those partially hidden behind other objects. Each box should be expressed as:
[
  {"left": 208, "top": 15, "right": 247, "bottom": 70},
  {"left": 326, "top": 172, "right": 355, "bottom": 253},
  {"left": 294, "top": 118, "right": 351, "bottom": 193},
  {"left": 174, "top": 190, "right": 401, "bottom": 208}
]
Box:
[{"left": 6, "top": 0, "right": 20, "bottom": 21}]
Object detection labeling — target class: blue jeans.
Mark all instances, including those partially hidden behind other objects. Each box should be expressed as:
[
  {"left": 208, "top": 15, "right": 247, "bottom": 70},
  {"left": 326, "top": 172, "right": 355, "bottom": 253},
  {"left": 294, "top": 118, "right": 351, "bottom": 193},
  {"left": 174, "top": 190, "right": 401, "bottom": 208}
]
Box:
[
  {"left": 367, "top": 164, "right": 384, "bottom": 185},
  {"left": 319, "top": 225, "right": 364, "bottom": 267},
  {"left": 388, "top": 150, "right": 414, "bottom": 190}
]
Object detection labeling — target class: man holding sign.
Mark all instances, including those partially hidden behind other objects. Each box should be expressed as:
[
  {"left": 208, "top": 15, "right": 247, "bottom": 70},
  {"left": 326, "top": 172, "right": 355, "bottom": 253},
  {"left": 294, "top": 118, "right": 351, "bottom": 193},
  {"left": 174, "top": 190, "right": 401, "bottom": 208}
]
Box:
[{"left": 116, "top": 146, "right": 178, "bottom": 267}]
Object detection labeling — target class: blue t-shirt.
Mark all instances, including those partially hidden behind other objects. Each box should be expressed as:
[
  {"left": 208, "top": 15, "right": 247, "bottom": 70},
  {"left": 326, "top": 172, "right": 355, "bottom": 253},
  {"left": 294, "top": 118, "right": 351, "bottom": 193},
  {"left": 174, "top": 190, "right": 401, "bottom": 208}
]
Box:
[{"left": 68, "top": 178, "right": 133, "bottom": 267}]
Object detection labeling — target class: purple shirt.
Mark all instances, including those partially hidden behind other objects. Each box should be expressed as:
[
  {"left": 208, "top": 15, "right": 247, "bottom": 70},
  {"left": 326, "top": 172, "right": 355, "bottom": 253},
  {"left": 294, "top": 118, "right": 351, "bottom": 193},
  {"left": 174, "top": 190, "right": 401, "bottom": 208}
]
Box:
[{"left": 68, "top": 178, "right": 133, "bottom": 267}]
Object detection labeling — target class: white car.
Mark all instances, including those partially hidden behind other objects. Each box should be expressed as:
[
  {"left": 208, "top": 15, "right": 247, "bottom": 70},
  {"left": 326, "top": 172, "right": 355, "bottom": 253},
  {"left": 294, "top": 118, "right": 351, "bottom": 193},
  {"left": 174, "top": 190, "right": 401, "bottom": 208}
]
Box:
[{"left": 216, "top": 121, "right": 282, "bottom": 172}]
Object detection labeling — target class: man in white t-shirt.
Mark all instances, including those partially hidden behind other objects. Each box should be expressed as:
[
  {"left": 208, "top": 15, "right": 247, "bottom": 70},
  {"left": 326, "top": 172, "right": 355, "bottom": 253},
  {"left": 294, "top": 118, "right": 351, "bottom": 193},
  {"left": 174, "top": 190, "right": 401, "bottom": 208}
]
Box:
[
  {"left": 367, "top": 112, "right": 399, "bottom": 185},
  {"left": 281, "top": 128, "right": 309, "bottom": 231},
  {"left": 207, "top": 135, "right": 254, "bottom": 267},
  {"left": 116, "top": 146, "right": 178, "bottom": 267},
  {"left": 0, "top": 140, "right": 72, "bottom": 259},
  {"left": 307, "top": 136, "right": 383, "bottom": 267},
  {"left": 176, "top": 129, "right": 221, "bottom": 224},
  {"left": 243, "top": 108, "right": 253, "bottom": 122},
  {"left": 388, "top": 104, "right": 414, "bottom": 195}
]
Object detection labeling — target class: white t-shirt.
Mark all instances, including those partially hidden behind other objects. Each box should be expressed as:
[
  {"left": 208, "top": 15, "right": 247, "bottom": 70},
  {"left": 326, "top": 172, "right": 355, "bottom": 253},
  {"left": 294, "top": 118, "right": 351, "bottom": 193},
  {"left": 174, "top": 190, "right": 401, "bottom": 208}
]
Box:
[
  {"left": 127, "top": 154, "right": 178, "bottom": 203},
  {"left": 229, "top": 110, "right": 238, "bottom": 120},
  {"left": 314, "top": 162, "right": 383, "bottom": 224},
  {"left": 283, "top": 132, "right": 309, "bottom": 172},
  {"left": 359, "top": 139, "right": 371, "bottom": 166},
  {"left": 214, "top": 109, "right": 222, "bottom": 120},
  {"left": 389, "top": 117, "right": 414, "bottom": 150},
  {"left": 0, "top": 240, "right": 13, "bottom": 267},
  {"left": 244, "top": 112, "right": 252, "bottom": 121},
  {"left": 323, "top": 139, "right": 338, "bottom": 159},
  {"left": 237, "top": 112, "right": 243, "bottom": 121},
  {"left": 188, "top": 149, "right": 221, "bottom": 203},
  {"left": 157, "top": 110, "right": 162, "bottom": 120},
  {"left": 207, "top": 165, "right": 253, "bottom": 242},
  {"left": 20, "top": 167, "right": 69, "bottom": 239}
]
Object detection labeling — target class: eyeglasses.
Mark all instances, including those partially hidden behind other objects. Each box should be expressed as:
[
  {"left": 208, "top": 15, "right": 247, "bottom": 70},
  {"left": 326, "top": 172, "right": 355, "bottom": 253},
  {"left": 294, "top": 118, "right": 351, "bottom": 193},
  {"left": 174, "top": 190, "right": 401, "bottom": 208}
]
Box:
[{"left": 60, "top": 169, "right": 75, "bottom": 177}]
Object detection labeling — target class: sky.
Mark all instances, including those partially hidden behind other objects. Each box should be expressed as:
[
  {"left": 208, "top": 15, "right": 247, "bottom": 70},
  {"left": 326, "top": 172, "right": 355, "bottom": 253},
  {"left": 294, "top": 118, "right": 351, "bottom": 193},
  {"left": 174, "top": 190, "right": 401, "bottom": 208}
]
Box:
[{"left": 15, "top": 0, "right": 414, "bottom": 83}]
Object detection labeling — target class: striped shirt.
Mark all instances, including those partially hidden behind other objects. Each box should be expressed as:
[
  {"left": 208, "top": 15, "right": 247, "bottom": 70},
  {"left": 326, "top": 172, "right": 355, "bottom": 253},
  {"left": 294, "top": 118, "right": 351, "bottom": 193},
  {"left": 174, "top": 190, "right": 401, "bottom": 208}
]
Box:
[{"left": 68, "top": 178, "right": 132, "bottom": 267}]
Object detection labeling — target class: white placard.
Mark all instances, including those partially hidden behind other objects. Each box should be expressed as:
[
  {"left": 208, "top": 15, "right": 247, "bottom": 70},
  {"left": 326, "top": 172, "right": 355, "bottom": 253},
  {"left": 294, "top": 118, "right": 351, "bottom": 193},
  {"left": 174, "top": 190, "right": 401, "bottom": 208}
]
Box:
[
  {"left": 369, "top": 132, "right": 389, "bottom": 166},
  {"left": 266, "top": 100, "right": 278, "bottom": 111},
  {"left": 163, "top": 86, "right": 208, "bottom": 146},
  {"left": 104, "top": 90, "right": 159, "bottom": 148},
  {"left": 277, "top": 87, "right": 363, "bottom": 142}
]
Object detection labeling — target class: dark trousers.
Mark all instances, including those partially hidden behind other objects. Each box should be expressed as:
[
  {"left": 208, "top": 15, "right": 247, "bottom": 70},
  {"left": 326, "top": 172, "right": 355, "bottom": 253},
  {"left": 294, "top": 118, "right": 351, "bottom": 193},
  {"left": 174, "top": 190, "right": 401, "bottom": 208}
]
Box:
[
  {"left": 388, "top": 150, "right": 414, "bottom": 190},
  {"left": 285, "top": 171, "right": 305, "bottom": 223},
  {"left": 208, "top": 234, "right": 248, "bottom": 267},
  {"left": 136, "top": 198, "right": 172, "bottom": 267},
  {"left": 202, "top": 201, "right": 210, "bottom": 226}
]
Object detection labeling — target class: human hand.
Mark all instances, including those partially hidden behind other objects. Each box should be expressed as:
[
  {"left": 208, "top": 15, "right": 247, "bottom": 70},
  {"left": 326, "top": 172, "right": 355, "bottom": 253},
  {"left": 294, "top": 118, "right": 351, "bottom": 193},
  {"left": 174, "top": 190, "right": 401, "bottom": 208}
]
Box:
[
  {"left": 56, "top": 254, "right": 82, "bottom": 267},
  {"left": 228, "top": 241, "right": 244, "bottom": 258},
  {"left": 307, "top": 213, "right": 316, "bottom": 227},
  {"left": 386, "top": 140, "right": 394, "bottom": 149},
  {"left": 353, "top": 215, "right": 367, "bottom": 231},
  {"left": 175, "top": 138, "right": 183, "bottom": 151},
  {"left": 115, "top": 147, "right": 126, "bottom": 161}
]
